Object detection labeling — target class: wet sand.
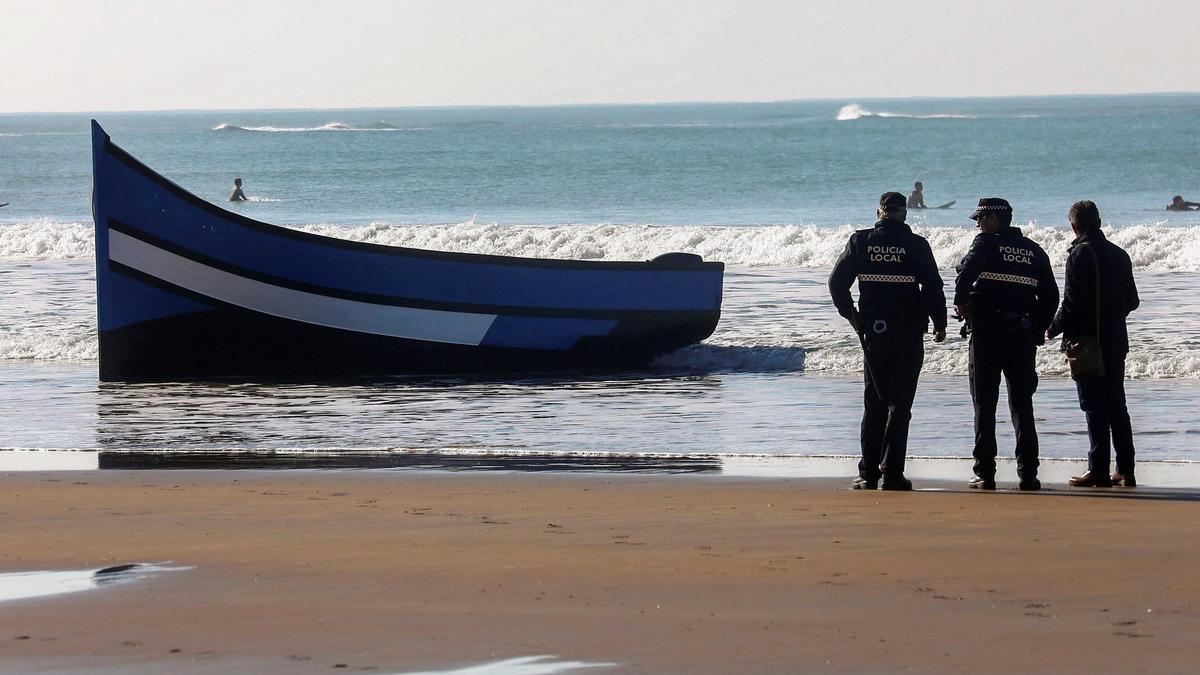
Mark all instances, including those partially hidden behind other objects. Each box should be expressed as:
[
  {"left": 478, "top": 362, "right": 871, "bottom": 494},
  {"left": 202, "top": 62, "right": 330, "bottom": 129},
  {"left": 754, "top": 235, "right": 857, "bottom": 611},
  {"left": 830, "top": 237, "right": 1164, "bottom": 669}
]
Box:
[{"left": 2, "top": 471, "right": 1199, "bottom": 673}]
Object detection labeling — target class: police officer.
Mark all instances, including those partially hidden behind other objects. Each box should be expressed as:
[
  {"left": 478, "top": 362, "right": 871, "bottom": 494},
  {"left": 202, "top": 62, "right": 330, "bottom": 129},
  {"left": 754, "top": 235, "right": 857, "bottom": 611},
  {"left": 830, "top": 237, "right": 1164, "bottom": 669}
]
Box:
[
  {"left": 829, "top": 192, "right": 947, "bottom": 491},
  {"left": 954, "top": 198, "right": 1058, "bottom": 491}
]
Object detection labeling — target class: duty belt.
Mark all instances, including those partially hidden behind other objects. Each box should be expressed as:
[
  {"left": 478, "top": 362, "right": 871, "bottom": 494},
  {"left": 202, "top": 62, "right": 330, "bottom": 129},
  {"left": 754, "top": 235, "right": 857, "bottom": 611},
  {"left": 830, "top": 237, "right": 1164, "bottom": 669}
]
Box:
[
  {"left": 858, "top": 274, "right": 917, "bottom": 283},
  {"left": 978, "top": 271, "right": 1038, "bottom": 287}
]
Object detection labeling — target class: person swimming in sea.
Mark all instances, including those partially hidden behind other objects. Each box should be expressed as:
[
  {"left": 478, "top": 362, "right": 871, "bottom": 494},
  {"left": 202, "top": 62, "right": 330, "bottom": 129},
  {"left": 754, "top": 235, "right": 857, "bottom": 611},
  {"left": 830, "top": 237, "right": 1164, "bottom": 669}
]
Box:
[
  {"left": 1166, "top": 195, "right": 1199, "bottom": 211},
  {"left": 229, "top": 178, "right": 247, "bottom": 202},
  {"left": 908, "top": 181, "right": 927, "bottom": 209}
]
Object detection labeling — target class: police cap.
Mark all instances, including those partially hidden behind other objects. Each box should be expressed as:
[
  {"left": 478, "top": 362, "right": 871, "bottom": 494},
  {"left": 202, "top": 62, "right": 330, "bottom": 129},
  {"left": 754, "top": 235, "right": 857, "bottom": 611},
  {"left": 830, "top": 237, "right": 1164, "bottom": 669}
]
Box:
[
  {"left": 969, "top": 197, "right": 1013, "bottom": 220},
  {"left": 879, "top": 192, "right": 907, "bottom": 210}
]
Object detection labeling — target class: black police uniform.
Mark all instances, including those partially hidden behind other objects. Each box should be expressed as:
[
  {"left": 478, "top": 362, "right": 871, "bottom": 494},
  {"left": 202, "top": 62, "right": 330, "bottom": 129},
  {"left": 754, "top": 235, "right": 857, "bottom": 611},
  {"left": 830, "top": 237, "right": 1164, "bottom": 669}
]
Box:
[
  {"left": 829, "top": 194, "right": 947, "bottom": 487},
  {"left": 954, "top": 200, "right": 1058, "bottom": 484}
]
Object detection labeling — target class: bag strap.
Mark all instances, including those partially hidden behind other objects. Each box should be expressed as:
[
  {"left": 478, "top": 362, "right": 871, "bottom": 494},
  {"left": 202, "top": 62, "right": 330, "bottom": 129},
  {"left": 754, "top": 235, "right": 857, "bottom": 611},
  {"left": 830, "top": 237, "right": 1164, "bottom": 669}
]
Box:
[{"left": 1081, "top": 243, "right": 1101, "bottom": 341}]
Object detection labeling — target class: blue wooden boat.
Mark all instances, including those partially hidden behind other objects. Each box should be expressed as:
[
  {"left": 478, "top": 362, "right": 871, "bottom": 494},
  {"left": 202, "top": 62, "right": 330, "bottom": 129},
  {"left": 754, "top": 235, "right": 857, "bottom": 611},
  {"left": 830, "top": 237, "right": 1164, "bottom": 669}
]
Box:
[{"left": 90, "top": 121, "right": 723, "bottom": 381}]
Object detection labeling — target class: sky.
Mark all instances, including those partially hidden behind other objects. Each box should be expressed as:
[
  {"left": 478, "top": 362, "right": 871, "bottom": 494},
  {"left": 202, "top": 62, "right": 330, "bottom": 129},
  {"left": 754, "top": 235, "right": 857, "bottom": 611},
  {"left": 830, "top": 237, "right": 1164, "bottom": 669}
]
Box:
[{"left": 2, "top": 0, "right": 1198, "bottom": 113}]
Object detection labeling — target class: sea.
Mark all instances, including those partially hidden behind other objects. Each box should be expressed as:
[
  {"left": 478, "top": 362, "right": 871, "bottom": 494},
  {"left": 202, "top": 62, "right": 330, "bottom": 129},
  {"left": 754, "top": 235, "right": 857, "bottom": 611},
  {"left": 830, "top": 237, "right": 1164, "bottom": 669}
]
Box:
[{"left": 2, "top": 95, "right": 1199, "bottom": 471}]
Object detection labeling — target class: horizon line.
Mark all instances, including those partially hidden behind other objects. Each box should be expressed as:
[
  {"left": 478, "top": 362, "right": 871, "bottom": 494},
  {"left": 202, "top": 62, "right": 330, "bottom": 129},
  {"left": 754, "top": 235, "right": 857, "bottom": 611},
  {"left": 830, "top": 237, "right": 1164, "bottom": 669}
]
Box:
[{"left": 3, "top": 90, "right": 1199, "bottom": 116}]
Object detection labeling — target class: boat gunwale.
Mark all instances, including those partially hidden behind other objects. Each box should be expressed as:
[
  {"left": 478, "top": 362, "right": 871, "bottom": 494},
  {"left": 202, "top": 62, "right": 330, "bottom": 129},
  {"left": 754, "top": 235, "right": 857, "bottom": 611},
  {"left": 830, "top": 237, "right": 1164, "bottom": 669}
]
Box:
[{"left": 96, "top": 124, "right": 724, "bottom": 273}]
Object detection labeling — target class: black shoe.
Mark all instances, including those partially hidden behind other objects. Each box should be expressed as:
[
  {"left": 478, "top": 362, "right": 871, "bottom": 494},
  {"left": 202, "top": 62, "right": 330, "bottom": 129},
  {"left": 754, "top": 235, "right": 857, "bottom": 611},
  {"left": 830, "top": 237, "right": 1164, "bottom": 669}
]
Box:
[
  {"left": 968, "top": 475, "right": 996, "bottom": 490},
  {"left": 1112, "top": 472, "right": 1136, "bottom": 487},
  {"left": 1018, "top": 477, "right": 1042, "bottom": 491},
  {"left": 851, "top": 476, "right": 878, "bottom": 490},
  {"left": 880, "top": 475, "right": 913, "bottom": 491}
]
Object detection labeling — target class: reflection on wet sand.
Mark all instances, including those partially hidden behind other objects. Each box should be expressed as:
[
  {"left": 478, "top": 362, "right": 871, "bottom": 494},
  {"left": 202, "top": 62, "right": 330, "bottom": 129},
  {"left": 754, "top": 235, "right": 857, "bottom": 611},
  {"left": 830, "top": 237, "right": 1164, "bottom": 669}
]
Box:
[
  {"left": 95, "top": 450, "right": 722, "bottom": 473},
  {"left": 399, "top": 655, "right": 616, "bottom": 674},
  {"left": 0, "top": 563, "right": 190, "bottom": 604}
]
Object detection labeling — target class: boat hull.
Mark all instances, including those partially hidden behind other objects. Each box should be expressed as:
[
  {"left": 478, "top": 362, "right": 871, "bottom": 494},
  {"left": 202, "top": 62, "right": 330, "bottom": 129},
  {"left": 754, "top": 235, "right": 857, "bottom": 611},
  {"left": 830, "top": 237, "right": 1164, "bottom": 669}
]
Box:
[{"left": 90, "top": 121, "right": 723, "bottom": 381}]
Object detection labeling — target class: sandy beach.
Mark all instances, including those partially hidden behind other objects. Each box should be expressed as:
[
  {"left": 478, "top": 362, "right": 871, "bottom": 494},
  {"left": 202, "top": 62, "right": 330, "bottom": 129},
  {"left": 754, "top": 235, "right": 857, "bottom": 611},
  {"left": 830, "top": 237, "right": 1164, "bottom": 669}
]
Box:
[{"left": 3, "top": 470, "right": 1198, "bottom": 673}]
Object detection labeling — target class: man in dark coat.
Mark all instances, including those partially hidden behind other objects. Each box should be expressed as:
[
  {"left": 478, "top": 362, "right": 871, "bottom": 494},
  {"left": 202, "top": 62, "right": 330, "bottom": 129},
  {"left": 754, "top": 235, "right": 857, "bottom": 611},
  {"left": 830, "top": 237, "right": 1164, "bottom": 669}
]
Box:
[
  {"left": 829, "top": 192, "right": 947, "bottom": 491},
  {"left": 1048, "top": 200, "right": 1140, "bottom": 487},
  {"left": 954, "top": 198, "right": 1058, "bottom": 491}
]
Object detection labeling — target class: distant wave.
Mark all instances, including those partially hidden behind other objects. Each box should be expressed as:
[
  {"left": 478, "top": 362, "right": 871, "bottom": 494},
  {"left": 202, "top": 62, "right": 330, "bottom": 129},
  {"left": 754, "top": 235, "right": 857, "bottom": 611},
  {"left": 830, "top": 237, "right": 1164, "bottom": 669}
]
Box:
[
  {"left": 594, "top": 119, "right": 808, "bottom": 130},
  {"left": 212, "top": 121, "right": 414, "bottom": 133},
  {"left": 836, "top": 103, "right": 977, "bottom": 121},
  {"left": 242, "top": 195, "right": 281, "bottom": 203},
  {"left": 0, "top": 131, "right": 86, "bottom": 137},
  {"left": 5, "top": 219, "right": 1200, "bottom": 272}
]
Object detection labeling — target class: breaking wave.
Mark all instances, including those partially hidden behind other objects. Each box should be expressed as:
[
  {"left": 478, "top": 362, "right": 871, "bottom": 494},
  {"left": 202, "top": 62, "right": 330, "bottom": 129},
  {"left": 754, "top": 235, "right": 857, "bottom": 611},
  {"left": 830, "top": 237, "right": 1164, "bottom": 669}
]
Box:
[
  {"left": 836, "top": 103, "right": 977, "bottom": 121},
  {"left": 212, "top": 121, "right": 413, "bottom": 133},
  {"left": 4, "top": 219, "right": 1200, "bottom": 272},
  {"left": 0, "top": 220, "right": 94, "bottom": 260}
]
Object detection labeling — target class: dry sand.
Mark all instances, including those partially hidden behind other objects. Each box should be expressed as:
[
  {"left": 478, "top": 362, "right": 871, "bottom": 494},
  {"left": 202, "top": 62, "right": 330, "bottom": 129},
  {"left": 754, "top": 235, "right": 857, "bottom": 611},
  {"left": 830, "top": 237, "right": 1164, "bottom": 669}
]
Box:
[{"left": 2, "top": 470, "right": 1198, "bottom": 673}]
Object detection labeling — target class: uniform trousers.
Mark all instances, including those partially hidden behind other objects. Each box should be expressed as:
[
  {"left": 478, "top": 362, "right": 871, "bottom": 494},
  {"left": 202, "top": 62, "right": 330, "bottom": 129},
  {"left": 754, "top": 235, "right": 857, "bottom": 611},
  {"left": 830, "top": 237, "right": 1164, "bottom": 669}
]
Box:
[
  {"left": 969, "top": 331, "right": 1040, "bottom": 479},
  {"left": 859, "top": 330, "right": 924, "bottom": 481}
]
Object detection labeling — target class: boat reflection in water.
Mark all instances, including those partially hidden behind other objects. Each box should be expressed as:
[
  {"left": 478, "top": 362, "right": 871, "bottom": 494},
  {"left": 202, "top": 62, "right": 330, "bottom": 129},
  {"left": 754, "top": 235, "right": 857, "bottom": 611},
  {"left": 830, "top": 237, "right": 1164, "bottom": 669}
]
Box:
[
  {"left": 92, "top": 372, "right": 729, "bottom": 453},
  {"left": 95, "top": 450, "right": 722, "bottom": 473}
]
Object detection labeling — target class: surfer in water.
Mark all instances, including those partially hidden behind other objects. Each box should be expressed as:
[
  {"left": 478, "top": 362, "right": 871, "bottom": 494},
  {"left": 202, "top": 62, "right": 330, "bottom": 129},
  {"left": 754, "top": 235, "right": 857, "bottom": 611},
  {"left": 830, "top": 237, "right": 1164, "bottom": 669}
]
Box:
[
  {"left": 907, "top": 182, "right": 955, "bottom": 210},
  {"left": 1166, "top": 196, "right": 1199, "bottom": 211},
  {"left": 908, "top": 182, "right": 926, "bottom": 209},
  {"left": 229, "top": 178, "right": 247, "bottom": 202}
]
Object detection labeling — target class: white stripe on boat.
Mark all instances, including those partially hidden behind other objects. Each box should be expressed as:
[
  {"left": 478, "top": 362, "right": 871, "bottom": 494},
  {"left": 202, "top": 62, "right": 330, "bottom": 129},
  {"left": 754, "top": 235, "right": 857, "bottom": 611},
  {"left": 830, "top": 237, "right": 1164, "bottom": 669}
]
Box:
[{"left": 108, "top": 230, "right": 497, "bottom": 345}]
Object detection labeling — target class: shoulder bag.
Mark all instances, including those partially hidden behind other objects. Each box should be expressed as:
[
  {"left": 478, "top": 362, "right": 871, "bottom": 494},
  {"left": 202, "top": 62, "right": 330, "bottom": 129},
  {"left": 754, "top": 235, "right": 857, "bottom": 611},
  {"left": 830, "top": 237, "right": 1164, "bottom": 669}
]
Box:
[{"left": 1065, "top": 243, "right": 1105, "bottom": 379}]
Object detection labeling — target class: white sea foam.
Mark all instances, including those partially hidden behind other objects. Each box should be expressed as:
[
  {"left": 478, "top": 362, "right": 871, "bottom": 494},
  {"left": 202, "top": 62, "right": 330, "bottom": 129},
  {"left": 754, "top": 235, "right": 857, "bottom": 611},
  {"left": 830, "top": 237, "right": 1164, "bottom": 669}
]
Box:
[
  {"left": 5, "top": 219, "right": 1200, "bottom": 272},
  {"left": 836, "top": 103, "right": 977, "bottom": 121},
  {"left": 278, "top": 221, "right": 1200, "bottom": 272},
  {"left": 0, "top": 219, "right": 94, "bottom": 260},
  {"left": 212, "top": 121, "right": 414, "bottom": 133},
  {"left": 0, "top": 323, "right": 98, "bottom": 361}
]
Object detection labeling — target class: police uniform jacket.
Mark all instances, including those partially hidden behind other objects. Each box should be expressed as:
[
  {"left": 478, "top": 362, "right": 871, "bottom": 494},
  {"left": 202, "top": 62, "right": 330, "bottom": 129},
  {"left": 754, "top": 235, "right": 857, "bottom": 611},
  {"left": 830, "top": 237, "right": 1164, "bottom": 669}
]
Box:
[
  {"left": 1048, "top": 228, "right": 1140, "bottom": 358},
  {"left": 829, "top": 220, "right": 947, "bottom": 335},
  {"left": 954, "top": 226, "right": 1058, "bottom": 339}
]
